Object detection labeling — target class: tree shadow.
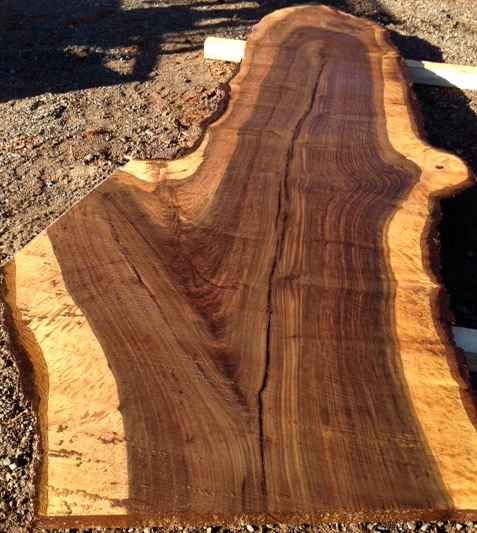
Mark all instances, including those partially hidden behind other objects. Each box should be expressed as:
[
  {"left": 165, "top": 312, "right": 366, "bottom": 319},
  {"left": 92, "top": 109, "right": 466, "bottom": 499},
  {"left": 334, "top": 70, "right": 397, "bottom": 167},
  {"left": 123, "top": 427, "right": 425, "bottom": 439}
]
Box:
[{"left": 0, "top": 0, "right": 259, "bottom": 103}]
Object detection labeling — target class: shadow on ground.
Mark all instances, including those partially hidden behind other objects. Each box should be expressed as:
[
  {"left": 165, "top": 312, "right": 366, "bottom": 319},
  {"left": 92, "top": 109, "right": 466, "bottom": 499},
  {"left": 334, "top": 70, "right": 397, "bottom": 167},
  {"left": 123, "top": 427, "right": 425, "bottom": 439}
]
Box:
[{"left": 0, "top": 0, "right": 261, "bottom": 102}]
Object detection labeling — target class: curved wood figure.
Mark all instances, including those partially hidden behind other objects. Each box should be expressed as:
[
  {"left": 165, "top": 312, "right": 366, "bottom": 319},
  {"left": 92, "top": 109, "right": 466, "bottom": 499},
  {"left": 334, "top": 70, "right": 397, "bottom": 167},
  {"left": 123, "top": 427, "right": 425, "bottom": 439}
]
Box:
[{"left": 3, "top": 5, "right": 477, "bottom": 528}]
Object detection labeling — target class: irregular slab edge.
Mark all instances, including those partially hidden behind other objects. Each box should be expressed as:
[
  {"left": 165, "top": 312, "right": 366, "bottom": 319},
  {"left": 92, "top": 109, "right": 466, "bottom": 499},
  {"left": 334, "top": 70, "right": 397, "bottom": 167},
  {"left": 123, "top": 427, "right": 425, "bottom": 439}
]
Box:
[
  {"left": 383, "top": 43, "right": 477, "bottom": 510},
  {"left": 2, "top": 5, "right": 477, "bottom": 528}
]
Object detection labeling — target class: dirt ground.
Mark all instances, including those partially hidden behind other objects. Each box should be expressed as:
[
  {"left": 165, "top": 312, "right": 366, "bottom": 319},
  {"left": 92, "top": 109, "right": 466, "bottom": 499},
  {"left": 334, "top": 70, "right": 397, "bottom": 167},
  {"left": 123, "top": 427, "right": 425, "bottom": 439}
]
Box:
[{"left": 1, "top": 0, "right": 477, "bottom": 531}]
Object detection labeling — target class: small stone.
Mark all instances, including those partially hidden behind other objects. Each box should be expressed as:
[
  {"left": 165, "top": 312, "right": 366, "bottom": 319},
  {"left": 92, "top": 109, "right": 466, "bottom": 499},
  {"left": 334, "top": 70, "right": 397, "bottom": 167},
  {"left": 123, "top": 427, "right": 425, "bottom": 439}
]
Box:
[
  {"left": 2, "top": 457, "right": 11, "bottom": 466},
  {"left": 366, "top": 525, "right": 375, "bottom": 531},
  {"left": 8, "top": 462, "right": 17, "bottom": 471},
  {"left": 437, "top": 523, "right": 444, "bottom": 528},
  {"left": 206, "top": 527, "right": 212, "bottom": 533},
  {"left": 406, "top": 523, "right": 416, "bottom": 531},
  {"left": 83, "top": 153, "right": 95, "bottom": 163},
  {"left": 266, "top": 526, "right": 275, "bottom": 530},
  {"left": 455, "top": 525, "right": 463, "bottom": 532},
  {"left": 420, "top": 525, "right": 429, "bottom": 532},
  {"left": 246, "top": 526, "right": 254, "bottom": 533}
]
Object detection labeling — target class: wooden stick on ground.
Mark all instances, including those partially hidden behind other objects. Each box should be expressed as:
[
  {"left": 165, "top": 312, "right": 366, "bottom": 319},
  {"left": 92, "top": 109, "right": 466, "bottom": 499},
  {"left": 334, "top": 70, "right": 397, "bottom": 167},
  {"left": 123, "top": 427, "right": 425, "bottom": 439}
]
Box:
[{"left": 405, "top": 59, "right": 477, "bottom": 90}]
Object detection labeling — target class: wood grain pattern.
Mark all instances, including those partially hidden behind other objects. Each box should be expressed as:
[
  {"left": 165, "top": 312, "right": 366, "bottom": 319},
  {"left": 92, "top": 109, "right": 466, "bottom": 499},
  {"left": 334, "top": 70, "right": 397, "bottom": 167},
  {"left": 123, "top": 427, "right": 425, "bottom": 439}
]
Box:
[{"left": 3, "top": 5, "right": 477, "bottom": 528}]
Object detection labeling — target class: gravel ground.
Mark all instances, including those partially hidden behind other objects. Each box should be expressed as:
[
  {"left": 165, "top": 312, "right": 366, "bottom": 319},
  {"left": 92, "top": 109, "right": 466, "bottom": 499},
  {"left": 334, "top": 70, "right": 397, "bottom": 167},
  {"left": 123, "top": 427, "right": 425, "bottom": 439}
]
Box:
[{"left": 1, "top": 0, "right": 477, "bottom": 531}]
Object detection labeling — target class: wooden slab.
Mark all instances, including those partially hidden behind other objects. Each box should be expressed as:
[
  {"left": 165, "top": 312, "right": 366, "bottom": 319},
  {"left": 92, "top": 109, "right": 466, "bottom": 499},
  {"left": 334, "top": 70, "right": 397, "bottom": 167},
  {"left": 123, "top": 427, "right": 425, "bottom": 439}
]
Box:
[{"left": 3, "top": 5, "right": 477, "bottom": 528}]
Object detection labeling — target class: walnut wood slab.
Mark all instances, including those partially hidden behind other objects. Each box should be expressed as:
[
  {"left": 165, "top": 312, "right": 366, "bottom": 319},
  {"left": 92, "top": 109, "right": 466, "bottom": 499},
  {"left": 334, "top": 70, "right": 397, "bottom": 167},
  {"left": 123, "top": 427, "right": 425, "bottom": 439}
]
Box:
[{"left": 3, "top": 5, "right": 477, "bottom": 528}]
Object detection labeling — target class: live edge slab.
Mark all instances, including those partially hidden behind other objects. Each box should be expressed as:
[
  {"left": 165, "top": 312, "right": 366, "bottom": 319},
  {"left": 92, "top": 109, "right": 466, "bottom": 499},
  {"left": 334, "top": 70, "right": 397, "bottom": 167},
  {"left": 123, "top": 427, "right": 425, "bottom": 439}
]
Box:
[{"left": 3, "top": 5, "right": 477, "bottom": 529}]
